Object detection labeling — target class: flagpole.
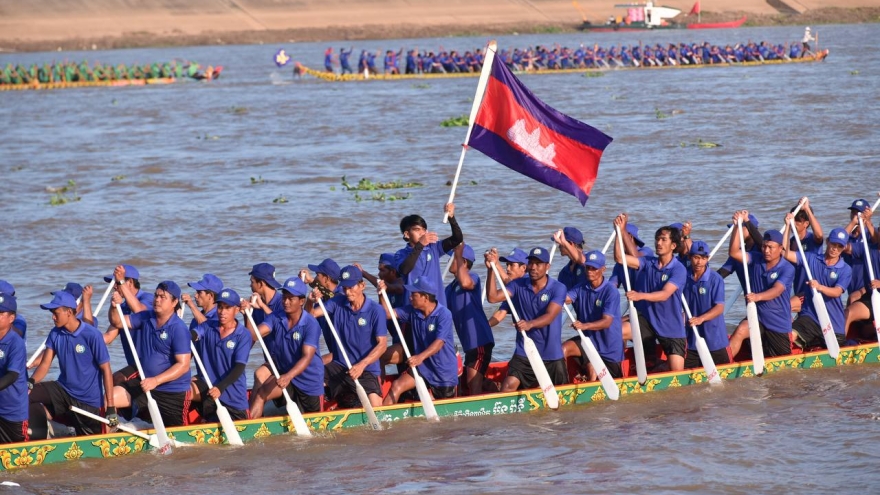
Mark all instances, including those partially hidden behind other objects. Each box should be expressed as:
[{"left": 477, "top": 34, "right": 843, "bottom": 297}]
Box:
[{"left": 443, "top": 40, "right": 498, "bottom": 224}]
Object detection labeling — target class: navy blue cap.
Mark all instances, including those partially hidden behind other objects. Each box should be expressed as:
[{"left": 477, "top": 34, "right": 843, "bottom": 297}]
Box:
[
  {"left": 249, "top": 263, "right": 282, "bottom": 289},
  {"left": 279, "top": 277, "right": 309, "bottom": 297},
  {"left": 460, "top": 244, "right": 476, "bottom": 262},
  {"left": 849, "top": 199, "right": 869, "bottom": 213},
  {"left": 104, "top": 264, "right": 140, "bottom": 283},
  {"left": 41, "top": 291, "right": 77, "bottom": 310},
  {"left": 188, "top": 274, "right": 223, "bottom": 294},
  {"left": 379, "top": 253, "right": 399, "bottom": 270},
  {"left": 763, "top": 230, "right": 783, "bottom": 245},
  {"left": 584, "top": 250, "right": 605, "bottom": 269},
  {"left": 670, "top": 222, "right": 684, "bottom": 231},
  {"left": 308, "top": 258, "right": 341, "bottom": 281},
  {"left": 563, "top": 226, "right": 584, "bottom": 245},
  {"left": 338, "top": 265, "right": 364, "bottom": 288},
  {"left": 827, "top": 228, "right": 850, "bottom": 246},
  {"left": 157, "top": 280, "right": 182, "bottom": 299},
  {"left": 626, "top": 224, "right": 645, "bottom": 248},
  {"left": 216, "top": 288, "right": 241, "bottom": 307},
  {"left": 0, "top": 280, "right": 14, "bottom": 296},
  {"left": 527, "top": 247, "right": 550, "bottom": 263},
  {"left": 405, "top": 277, "right": 439, "bottom": 297},
  {"left": 53, "top": 282, "right": 83, "bottom": 300},
  {"left": 689, "top": 240, "right": 710, "bottom": 256},
  {"left": 0, "top": 294, "right": 16, "bottom": 313},
  {"left": 500, "top": 248, "right": 528, "bottom": 265}
]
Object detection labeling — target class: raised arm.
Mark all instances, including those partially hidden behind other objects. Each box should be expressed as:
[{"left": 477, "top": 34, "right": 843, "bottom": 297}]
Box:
[
  {"left": 440, "top": 203, "right": 463, "bottom": 253},
  {"left": 484, "top": 249, "right": 506, "bottom": 304},
  {"left": 612, "top": 214, "right": 640, "bottom": 269},
  {"left": 451, "top": 243, "right": 476, "bottom": 291}
]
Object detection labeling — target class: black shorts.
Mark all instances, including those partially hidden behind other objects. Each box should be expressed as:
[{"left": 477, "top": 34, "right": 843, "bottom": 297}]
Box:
[
  {"left": 858, "top": 290, "right": 876, "bottom": 320},
  {"left": 464, "top": 343, "right": 494, "bottom": 375},
  {"left": 113, "top": 365, "right": 139, "bottom": 387},
  {"left": 325, "top": 361, "right": 382, "bottom": 409},
  {"left": 271, "top": 384, "right": 323, "bottom": 413},
  {"left": 404, "top": 369, "right": 457, "bottom": 399},
  {"left": 29, "top": 381, "right": 103, "bottom": 436},
  {"left": 192, "top": 376, "right": 248, "bottom": 422},
  {"left": 759, "top": 321, "right": 792, "bottom": 357},
  {"left": 639, "top": 315, "right": 687, "bottom": 359},
  {"left": 120, "top": 377, "right": 191, "bottom": 427},
  {"left": 792, "top": 316, "right": 845, "bottom": 349},
  {"left": 566, "top": 336, "right": 623, "bottom": 379},
  {"left": 0, "top": 415, "right": 28, "bottom": 444},
  {"left": 506, "top": 354, "right": 568, "bottom": 390},
  {"left": 684, "top": 346, "right": 732, "bottom": 370}
]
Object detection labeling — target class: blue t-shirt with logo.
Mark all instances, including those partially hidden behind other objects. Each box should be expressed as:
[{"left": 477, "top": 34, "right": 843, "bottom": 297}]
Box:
[
  {"left": 745, "top": 253, "right": 795, "bottom": 333},
  {"left": 557, "top": 262, "right": 588, "bottom": 291},
  {"left": 193, "top": 320, "right": 253, "bottom": 410},
  {"left": 684, "top": 269, "right": 728, "bottom": 351},
  {"left": 394, "top": 304, "right": 458, "bottom": 387},
  {"left": 118, "top": 289, "right": 155, "bottom": 367},
  {"left": 395, "top": 241, "right": 447, "bottom": 307},
  {"left": 790, "top": 231, "right": 823, "bottom": 294},
  {"left": 128, "top": 311, "right": 192, "bottom": 393},
  {"left": 323, "top": 295, "right": 387, "bottom": 375},
  {"left": 444, "top": 270, "right": 494, "bottom": 352},
  {"left": 634, "top": 256, "right": 687, "bottom": 339},
  {"left": 505, "top": 276, "right": 566, "bottom": 361},
  {"left": 250, "top": 291, "right": 283, "bottom": 327},
  {"left": 261, "top": 311, "right": 325, "bottom": 397},
  {"left": 45, "top": 322, "right": 110, "bottom": 408},
  {"left": 0, "top": 330, "right": 28, "bottom": 421},
  {"left": 567, "top": 279, "right": 623, "bottom": 363},
  {"left": 796, "top": 252, "right": 852, "bottom": 336}
]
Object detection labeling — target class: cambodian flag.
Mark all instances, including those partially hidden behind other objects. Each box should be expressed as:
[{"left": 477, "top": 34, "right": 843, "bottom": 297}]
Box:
[{"left": 467, "top": 56, "right": 613, "bottom": 205}]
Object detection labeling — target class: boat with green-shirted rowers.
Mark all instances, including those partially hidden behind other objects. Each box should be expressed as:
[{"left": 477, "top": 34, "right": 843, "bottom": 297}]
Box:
[
  {"left": 1, "top": 341, "right": 876, "bottom": 472},
  {"left": 0, "top": 61, "right": 223, "bottom": 91}
]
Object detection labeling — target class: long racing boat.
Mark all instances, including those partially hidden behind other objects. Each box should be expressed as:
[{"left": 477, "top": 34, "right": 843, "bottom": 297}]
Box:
[{"left": 1, "top": 340, "right": 875, "bottom": 472}]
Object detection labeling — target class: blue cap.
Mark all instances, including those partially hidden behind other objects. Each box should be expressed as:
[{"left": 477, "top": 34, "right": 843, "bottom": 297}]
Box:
[
  {"left": 379, "top": 253, "right": 399, "bottom": 270},
  {"left": 763, "top": 229, "right": 784, "bottom": 245},
  {"left": 104, "top": 264, "right": 140, "bottom": 283},
  {"left": 157, "top": 280, "right": 182, "bottom": 299},
  {"left": 670, "top": 222, "right": 684, "bottom": 231},
  {"left": 500, "top": 248, "right": 528, "bottom": 265},
  {"left": 338, "top": 265, "right": 364, "bottom": 288},
  {"left": 405, "top": 276, "right": 439, "bottom": 297},
  {"left": 849, "top": 199, "right": 869, "bottom": 213},
  {"left": 54, "top": 282, "right": 83, "bottom": 300},
  {"left": 0, "top": 280, "right": 14, "bottom": 296},
  {"left": 827, "top": 228, "right": 850, "bottom": 246},
  {"left": 527, "top": 247, "right": 550, "bottom": 263},
  {"left": 626, "top": 224, "right": 645, "bottom": 248},
  {"left": 307, "top": 258, "right": 341, "bottom": 281},
  {"left": 215, "top": 288, "right": 241, "bottom": 307},
  {"left": 0, "top": 294, "right": 17, "bottom": 313},
  {"left": 40, "top": 291, "right": 77, "bottom": 310},
  {"left": 689, "top": 240, "right": 710, "bottom": 256},
  {"left": 188, "top": 274, "right": 223, "bottom": 294},
  {"left": 728, "top": 214, "right": 759, "bottom": 228},
  {"left": 563, "top": 226, "right": 584, "bottom": 245},
  {"left": 584, "top": 250, "right": 606, "bottom": 269},
  {"left": 460, "top": 244, "right": 476, "bottom": 262},
  {"left": 249, "top": 263, "right": 281, "bottom": 289},
  {"left": 279, "top": 277, "right": 309, "bottom": 297}
]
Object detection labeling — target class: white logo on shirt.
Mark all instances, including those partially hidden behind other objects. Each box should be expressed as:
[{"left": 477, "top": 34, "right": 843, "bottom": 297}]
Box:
[
  {"left": 661, "top": 274, "right": 669, "bottom": 282},
  {"left": 292, "top": 331, "right": 301, "bottom": 341},
  {"left": 357, "top": 318, "right": 366, "bottom": 326},
  {"left": 427, "top": 254, "right": 433, "bottom": 261},
  {"left": 699, "top": 287, "right": 707, "bottom": 295},
  {"left": 159, "top": 331, "right": 168, "bottom": 340},
  {"left": 75, "top": 344, "right": 85, "bottom": 354},
  {"left": 428, "top": 323, "right": 436, "bottom": 332},
  {"left": 226, "top": 341, "right": 235, "bottom": 349},
  {"left": 830, "top": 271, "right": 838, "bottom": 280},
  {"left": 0, "top": 350, "right": 4, "bottom": 359},
  {"left": 595, "top": 299, "right": 603, "bottom": 307},
  {"left": 540, "top": 293, "right": 549, "bottom": 302},
  {"left": 770, "top": 272, "right": 778, "bottom": 280}
]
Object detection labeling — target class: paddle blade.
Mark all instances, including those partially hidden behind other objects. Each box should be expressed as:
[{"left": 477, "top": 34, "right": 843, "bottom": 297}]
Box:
[
  {"left": 354, "top": 381, "right": 383, "bottom": 431},
  {"left": 280, "top": 389, "right": 312, "bottom": 437},
  {"left": 812, "top": 291, "right": 839, "bottom": 358},
  {"left": 872, "top": 290, "right": 880, "bottom": 346},
  {"left": 215, "top": 404, "right": 244, "bottom": 446},
  {"left": 146, "top": 394, "right": 172, "bottom": 454},
  {"left": 413, "top": 373, "right": 440, "bottom": 421},
  {"left": 522, "top": 331, "right": 559, "bottom": 409},
  {"left": 693, "top": 332, "right": 721, "bottom": 385},
  {"left": 628, "top": 303, "right": 648, "bottom": 384},
  {"left": 579, "top": 332, "right": 619, "bottom": 400},
  {"left": 745, "top": 302, "right": 764, "bottom": 375}
]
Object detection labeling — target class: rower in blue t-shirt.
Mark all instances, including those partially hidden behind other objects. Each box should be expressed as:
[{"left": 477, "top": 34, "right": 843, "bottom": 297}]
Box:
[
  {"left": 339, "top": 47, "right": 353, "bottom": 74},
  {"left": 683, "top": 241, "right": 730, "bottom": 370},
  {"left": 0, "top": 294, "right": 29, "bottom": 444}
]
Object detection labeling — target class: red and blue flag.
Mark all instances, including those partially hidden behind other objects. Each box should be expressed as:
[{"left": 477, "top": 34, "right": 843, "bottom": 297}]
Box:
[{"left": 467, "top": 56, "right": 613, "bottom": 205}]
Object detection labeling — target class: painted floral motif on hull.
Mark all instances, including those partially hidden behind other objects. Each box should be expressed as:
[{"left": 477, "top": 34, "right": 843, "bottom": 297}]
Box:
[
  {"left": 63, "top": 442, "right": 84, "bottom": 460},
  {"left": 188, "top": 428, "right": 223, "bottom": 445},
  {"left": 0, "top": 445, "right": 56, "bottom": 469},
  {"left": 92, "top": 437, "right": 147, "bottom": 458}
]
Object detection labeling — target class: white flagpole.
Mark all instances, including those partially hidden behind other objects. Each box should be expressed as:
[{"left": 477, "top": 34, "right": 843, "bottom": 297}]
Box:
[{"left": 443, "top": 40, "right": 498, "bottom": 224}]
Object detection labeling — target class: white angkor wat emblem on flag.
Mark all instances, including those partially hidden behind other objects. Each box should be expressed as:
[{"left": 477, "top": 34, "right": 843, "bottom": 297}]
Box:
[{"left": 506, "top": 119, "right": 557, "bottom": 169}]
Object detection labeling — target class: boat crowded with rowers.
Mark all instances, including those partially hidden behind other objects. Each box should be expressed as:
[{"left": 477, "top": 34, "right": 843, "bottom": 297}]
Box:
[
  {"left": 0, "top": 60, "right": 222, "bottom": 92},
  {"left": 1, "top": 192, "right": 880, "bottom": 472}
]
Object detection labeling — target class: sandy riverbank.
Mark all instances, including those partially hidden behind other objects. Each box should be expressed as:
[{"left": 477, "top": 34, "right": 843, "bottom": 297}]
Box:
[{"left": 0, "top": 0, "right": 878, "bottom": 52}]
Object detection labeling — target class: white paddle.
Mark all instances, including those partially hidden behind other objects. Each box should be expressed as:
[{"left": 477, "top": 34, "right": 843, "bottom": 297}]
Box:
[
  {"left": 488, "top": 261, "right": 559, "bottom": 409},
  {"left": 314, "top": 297, "right": 383, "bottom": 430},
  {"left": 561, "top": 304, "right": 620, "bottom": 400},
  {"left": 116, "top": 304, "right": 173, "bottom": 453},
  {"left": 679, "top": 295, "right": 721, "bottom": 385},
  {"left": 789, "top": 218, "right": 839, "bottom": 357},
  {"left": 244, "top": 306, "right": 311, "bottom": 437},
  {"left": 70, "top": 406, "right": 186, "bottom": 450},
  {"left": 94, "top": 280, "right": 115, "bottom": 318},
  {"left": 857, "top": 213, "right": 880, "bottom": 346},
  {"left": 189, "top": 342, "right": 244, "bottom": 445},
  {"left": 615, "top": 224, "right": 647, "bottom": 384},
  {"left": 601, "top": 231, "right": 615, "bottom": 255},
  {"left": 442, "top": 40, "right": 497, "bottom": 224},
  {"left": 379, "top": 290, "right": 439, "bottom": 421},
  {"left": 737, "top": 218, "right": 764, "bottom": 376}
]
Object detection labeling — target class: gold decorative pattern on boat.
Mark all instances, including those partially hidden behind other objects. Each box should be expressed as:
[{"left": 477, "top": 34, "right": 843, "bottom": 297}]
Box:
[
  {"left": 63, "top": 442, "right": 84, "bottom": 460},
  {"left": 0, "top": 445, "right": 56, "bottom": 469}
]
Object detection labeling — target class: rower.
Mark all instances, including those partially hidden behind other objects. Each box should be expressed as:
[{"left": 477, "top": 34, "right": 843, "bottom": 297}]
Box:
[
  {"left": 487, "top": 248, "right": 529, "bottom": 328},
  {"left": 553, "top": 226, "right": 587, "bottom": 290},
  {"left": 842, "top": 199, "right": 873, "bottom": 305},
  {"left": 109, "top": 280, "right": 192, "bottom": 427},
  {"left": 728, "top": 211, "right": 795, "bottom": 358},
  {"left": 191, "top": 288, "right": 252, "bottom": 422},
  {"left": 0, "top": 294, "right": 28, "bottom": 444},
  {"left": 562, "top": 250, "right": 624, "bottom": 380},
  {"left": 844, "top": 205, "right": 880, "bottom": 340},
  {"left": 445, "top": 243, "right": 495, "bottom": 395},
  {"left": 394, "top": 203, "right": 463, "bottom": 308},
  {"left": 788, "top": 197, "right": 823, "bottom": 314},
  {"left": 29, "top": 291, "right": 115, "bottom": 438},
  {"left": 614, "top": 214, "right": 687, "bottom": 372},
  {"left": 309, "top": 266, "right": 387, "bottom": 408},
  {"left": 782, "top": 224, "right": 851, "bottom": 351},
  {"left": 244, "top": 263, "right": 284, "bottom": 397},
  {"left": 181, "top": 273, "right": 223, "bottom": 330},
  {"left": 0, "top": 280, "right": 29, "bottom": 340},
  {"left": 683, "top": 241, "right": 731, "bottom": 370},
  {"left": 361, "top": 254, "right": 410, "bottom": 377},
  {"left": 101, "top": 264, "right": 154, "bottom": 386},
  {"left": 378, "top": 276, "right": 458, "bottom": 404},
  {"left": 485, "top": 247, "right": 568, "bottom": 392},
  {"left": 300, "top": 258, "right": 341, "bottom": 302},
  {"left": 248, "top": 278, "right": 324, "bottom": 418}
]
